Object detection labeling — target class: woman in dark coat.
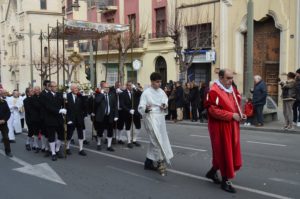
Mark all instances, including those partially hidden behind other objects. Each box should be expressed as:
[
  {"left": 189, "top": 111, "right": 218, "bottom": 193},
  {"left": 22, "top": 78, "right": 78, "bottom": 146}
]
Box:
[{"left": 190, "top": 82, "right": 200, "bottom": 122}]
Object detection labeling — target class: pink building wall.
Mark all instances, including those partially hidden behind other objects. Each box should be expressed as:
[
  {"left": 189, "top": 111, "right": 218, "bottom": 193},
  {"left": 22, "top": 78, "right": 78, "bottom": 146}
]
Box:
[
  {"left": 152, "top": 0, "right": 168, "bottom": 33},
  {"left": 124, "top": 0, "right": 139, "bottom": 34}
]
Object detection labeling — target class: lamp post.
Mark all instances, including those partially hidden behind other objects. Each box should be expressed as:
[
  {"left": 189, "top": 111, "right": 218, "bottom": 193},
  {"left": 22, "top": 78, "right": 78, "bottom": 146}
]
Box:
[{"left": 16, "top": 23, "right": 40, "bottom": 87}]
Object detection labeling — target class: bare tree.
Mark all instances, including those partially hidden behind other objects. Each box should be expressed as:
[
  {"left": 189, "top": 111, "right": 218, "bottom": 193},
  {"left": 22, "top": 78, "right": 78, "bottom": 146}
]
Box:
[{"left": 33, "top": 55, "right": 60, "bottom": 82}]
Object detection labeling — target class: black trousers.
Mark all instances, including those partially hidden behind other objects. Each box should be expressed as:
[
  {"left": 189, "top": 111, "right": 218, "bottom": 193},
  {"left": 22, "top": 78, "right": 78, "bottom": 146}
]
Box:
[
  {"left": 95, "top": 116, "right": 113, "bottom": 138},
  {"left": 184, "top": 104, "right": 191, "bottom": 120},
  {"left": 124, "top": 112, "right": 141, "bottom": 130},
  {"left": 254, "top": 105, "right": 264, "bottom": 124},
  {"left": 191, "top": 104, "right": 198, "bottom": 121},
  {"left": 293, "top": 100, "right": 300, "bottom": 123},
  {"left": 41, "top": 120, "right": 48, "bottom": 138},
  {"left": 47, "top": 125, "right": 64, "bottom": 143},
  {"left": 67, "top": 121, "right": 83, "bottom": 140},
  {"left": 0, "top": 124, "right": 11, "bottom": 153},
  {"left": 27, "top": 122, "right": 41, "bottom": 137},
  {"left": 115, "top": 110, "right": 125, "bottom": 130}
]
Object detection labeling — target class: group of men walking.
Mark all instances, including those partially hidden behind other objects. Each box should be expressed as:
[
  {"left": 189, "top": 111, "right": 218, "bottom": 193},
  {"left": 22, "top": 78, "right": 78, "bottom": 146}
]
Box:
[{"left": 1, "top": 70, "right": 245, "bottom": 193}]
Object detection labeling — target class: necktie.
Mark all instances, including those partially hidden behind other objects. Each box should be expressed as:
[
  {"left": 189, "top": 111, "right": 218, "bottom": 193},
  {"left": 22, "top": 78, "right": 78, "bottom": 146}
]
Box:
[{"left": 105, "top": 94, "right": 109, "bottom": 115}]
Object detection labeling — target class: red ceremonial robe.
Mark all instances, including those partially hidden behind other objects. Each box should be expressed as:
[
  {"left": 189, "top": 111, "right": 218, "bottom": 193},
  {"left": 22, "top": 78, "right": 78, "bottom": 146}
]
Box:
[{"left": 206, "top": 83, "right": 242, "bottom": 179}]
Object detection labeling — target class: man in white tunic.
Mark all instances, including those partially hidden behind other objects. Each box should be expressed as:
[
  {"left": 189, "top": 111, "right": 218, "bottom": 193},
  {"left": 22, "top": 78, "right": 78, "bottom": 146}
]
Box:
[
  {"left": 6, "top": 90, "right": 23, "bottom": 142},
  {"left": 138, "top": 72, "right": 173, "bottom": 176}
]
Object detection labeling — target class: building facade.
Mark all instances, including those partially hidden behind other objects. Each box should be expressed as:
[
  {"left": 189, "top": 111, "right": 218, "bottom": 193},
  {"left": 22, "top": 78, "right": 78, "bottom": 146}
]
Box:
[
  {"left": 0, "top": 0, "right": 63, "bottom": 93},
  {"left": 0, "top": 0, "right": 299, "bottom": 102}
]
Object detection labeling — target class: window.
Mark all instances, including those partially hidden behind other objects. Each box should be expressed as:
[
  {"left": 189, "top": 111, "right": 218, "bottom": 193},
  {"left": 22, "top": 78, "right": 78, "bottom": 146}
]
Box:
[
  {"left": 44, "top": 47, "right": 48, "bottom": 57},
  {"left": 106, "top": 65, "right": 118, "bottom": 86},
  {"left": 88, "top": 0, "right": 96, "bottom": 7},
  {"left": 128, "top": 14, "right": 136, "bottom": 34},
  {"left": 40, "top": 0, "right": 47, "bottom": 10},
  {"left": 186, "top": 23, "right": 212, "bottom": 49},
  {"left": 67, "top": 0, "right": 73, "bottom": 12},
  {"left": 155, "top": 7, "right": 166, "bottom": 37},
  {"left": 107, "top": 18, "right": 115, "bottom": 23}
]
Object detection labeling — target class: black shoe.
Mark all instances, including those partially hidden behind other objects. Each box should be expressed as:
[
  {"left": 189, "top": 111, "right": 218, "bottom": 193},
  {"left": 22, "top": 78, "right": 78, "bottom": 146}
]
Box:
[
  {"left": 5, "top": 152, "right": 13, "bottom": 158},
  {"left": 56, "top": 151, "right": 64, "bottom": 159},
  {"left": 221, "top": 180, "right": 236, "bottom": 193},
  {"left": 97, "top": 145, "right": 102, "bottom": 151},
  {"left": 52, "top": 155, "right": 57, "bottom": 161},
  {"left": 32, "top": 146, "right": 36, "bottom": 151},
  {"left": 133, "top": 142, "right": 141, "bottom": 147},
  {"left": 35, "top": 148, "right": 41, "bottom": 153},
  {"left": 70, "top": 139, "right": 75, "bottom": 145},
  {"left": 205, "top": 169, "right": 221, "bottom": 184},
  {"left": 83, "top": 140, "right": 89, "bottom": 145},
  {"left": 41, "top": 148, "right": 46, "bottom": 153},
  {"left": 118, "top": 140, "right": 125, "bottom": 145},
  {"left": 144, "top": 158, "right": 157, "bottom": 171},
  {"left": 107, "top": 147, "right": 115, "bottom": 152},
  {"left": 127, "top": 143, "right": 133, "bottom": 148},
  {"left": 66, "top": 149, "right": 72, "bottom": 155},
  {"left": 9, "top": 140, "right": 16, "bottom": 143},
  {"left": 25, "top": 144, "right": 31, "bottom": 151},
  {"left": 78, "top": 150, "right": 87, "bottom": 156}
]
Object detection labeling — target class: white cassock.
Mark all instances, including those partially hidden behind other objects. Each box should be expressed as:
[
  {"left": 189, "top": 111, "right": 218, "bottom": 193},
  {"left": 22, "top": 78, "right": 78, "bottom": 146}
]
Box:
[
  {"left": 138, "top": 87, "right": 173, "bottom": 163},
  {"left": 6, "top": 96, "right": 23, "bottom": 140}
]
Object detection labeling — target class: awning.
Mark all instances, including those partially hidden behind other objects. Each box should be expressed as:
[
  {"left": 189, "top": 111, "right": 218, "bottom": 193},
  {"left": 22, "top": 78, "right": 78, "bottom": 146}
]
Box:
[{"left": 49, "top": 19, "right": 129, "bottom": 40}]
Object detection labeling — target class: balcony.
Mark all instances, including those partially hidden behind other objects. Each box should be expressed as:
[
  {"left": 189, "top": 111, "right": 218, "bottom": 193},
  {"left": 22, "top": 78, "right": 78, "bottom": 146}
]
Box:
[
  {"left": 97, "top": 0, "right": 117, "bottom": 14},
  {"left": 78, "top": 37, "right": 145, "bottom": 55},
  {"left": 148, "top": 32, "right": 169, "bottom": 43}
]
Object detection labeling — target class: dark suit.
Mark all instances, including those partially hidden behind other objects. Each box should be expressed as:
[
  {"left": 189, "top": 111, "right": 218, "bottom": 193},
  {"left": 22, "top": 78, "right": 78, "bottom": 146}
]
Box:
[
  {"left": 94, "top": 92, "right": 118, "bottom": 138},
  {"left": 120, "top": 89, "right": 142, "bottom": 130},
  {"left": 23, "top": 96, "right": 34, "bottom": 138},
  {"left": 39, "top": 90, "right": 49, "bottom": 137},
  {"left": 66, "top": 93, "right": 86, "bottom": 140},
  {"left": 0, "top": 98, "right": 11, "bottom": 153},
  {"left": 110, "top": 87, "right": 125, "bottom": 130},
  {"left": 42, "top": 92, "right": 64, "bottom": 142}
]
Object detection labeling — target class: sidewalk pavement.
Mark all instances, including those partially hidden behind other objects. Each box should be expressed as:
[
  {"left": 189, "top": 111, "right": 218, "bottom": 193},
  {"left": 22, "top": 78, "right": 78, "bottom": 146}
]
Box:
[{"left": 166, "top": 110, "right": 300, "bottom": 134}]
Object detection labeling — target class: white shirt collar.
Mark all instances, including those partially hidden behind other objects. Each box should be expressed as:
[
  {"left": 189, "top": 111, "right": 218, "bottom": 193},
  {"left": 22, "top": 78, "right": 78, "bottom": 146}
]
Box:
[{"left": 215, "top": 79, "right": 233, "bottom": 93}]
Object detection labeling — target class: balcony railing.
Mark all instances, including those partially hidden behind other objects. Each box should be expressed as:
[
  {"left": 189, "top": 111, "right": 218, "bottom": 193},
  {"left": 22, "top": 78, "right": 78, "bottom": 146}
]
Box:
[{"left": 97, "top": 0, "right": 117, "bottom": 13}]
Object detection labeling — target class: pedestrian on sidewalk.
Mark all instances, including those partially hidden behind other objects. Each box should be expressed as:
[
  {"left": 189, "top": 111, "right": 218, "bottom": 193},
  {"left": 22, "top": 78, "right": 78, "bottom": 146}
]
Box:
[
  {"left": 190, "top": 82, "right": 200, "bottom": 122},
  {"left": 205, "top": 69, "right": 243, "bottom": 193},
  {"left": 252, "top": 75, "right": 267, "bottom": 127},
  {"left": 244, "top": 97, "right": 254, "bottom": 126},
  {"left": 0, "top": 88, "right": 13, "bottom": 157},
  {"left": 175, "top": 81, "right": 184, "bottom": 122},
  {"left": 293, "top": 68, "right": 300, "bottom": 127},
  {"left": 168, "top": 84, "right": 177, "bottom": 122},
  {"left": 183, "top": 82, "right": 191, "bottom": 120},
  {"left": 280, "top": 72, "right": 296, "bottom": 130}
]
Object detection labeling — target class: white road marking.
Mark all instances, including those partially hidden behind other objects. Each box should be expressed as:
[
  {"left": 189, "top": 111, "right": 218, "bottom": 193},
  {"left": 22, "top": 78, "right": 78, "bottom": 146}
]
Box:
[
  {"left": 269, "top": 178, "right": 300, "bottom": 186},
  {"left": 247, "top": 141, "right": 287, "bottom": 147},
  {"left": 72, "top": 145, "right": 292, "bottom": 199},
  {"left": 0, "top": 149, "right": 66, "bottom": 185},
  {"left": 190, "top": 135, "right": 210, "bottom": 138},
  {"left": 107, "top": 165, "right": 160, "bottom": 183},
  {"left": 138, "top": 139, "right": 207, "bottom": 152}
]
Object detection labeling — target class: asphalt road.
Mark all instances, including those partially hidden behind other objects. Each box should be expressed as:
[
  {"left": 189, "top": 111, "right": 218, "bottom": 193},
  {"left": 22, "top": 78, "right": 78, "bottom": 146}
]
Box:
[{"left": 0, "top": 121, "right": 299, "bottom": 199}]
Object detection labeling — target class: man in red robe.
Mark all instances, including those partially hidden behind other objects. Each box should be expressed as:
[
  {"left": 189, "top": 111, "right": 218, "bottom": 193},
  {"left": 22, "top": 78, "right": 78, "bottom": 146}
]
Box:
[{"left": 205, "top": 69, "right": 243, "bottom": 193}]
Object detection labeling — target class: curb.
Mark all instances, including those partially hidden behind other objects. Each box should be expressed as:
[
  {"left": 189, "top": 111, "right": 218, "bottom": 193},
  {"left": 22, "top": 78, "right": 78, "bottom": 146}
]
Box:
[{"left": 166, "top": 121, "right": 300, "bottom": 135}]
